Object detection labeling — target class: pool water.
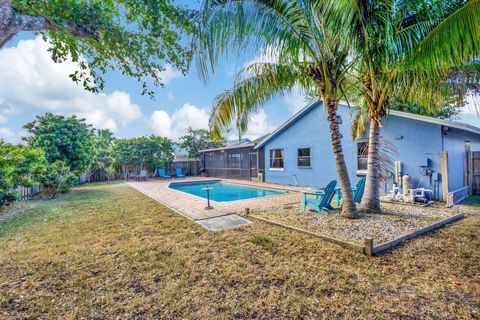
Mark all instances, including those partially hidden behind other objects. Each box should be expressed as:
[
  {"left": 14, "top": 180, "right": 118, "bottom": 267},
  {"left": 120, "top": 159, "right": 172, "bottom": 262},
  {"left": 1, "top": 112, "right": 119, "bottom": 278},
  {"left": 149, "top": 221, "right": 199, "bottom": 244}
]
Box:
[{"left": 169, "top": 181, "right": 287, "bottom": 202}]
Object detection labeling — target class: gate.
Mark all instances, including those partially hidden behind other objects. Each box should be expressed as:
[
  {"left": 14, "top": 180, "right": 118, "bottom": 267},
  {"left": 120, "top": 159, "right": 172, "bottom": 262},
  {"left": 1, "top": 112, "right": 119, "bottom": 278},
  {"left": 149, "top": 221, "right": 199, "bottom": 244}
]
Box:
[
  {"left": 465, "top": 151, "right": 480, "bottom": 195},
  {"left": 249, "top": 152, "right": 258, "bottom": 179}
]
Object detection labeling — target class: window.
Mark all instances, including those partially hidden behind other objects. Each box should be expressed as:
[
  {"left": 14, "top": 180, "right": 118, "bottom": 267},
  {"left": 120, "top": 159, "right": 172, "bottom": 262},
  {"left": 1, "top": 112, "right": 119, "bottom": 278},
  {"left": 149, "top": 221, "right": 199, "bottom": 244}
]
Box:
[
  {"left": 297, "top": 148, "right": 311, "bottom": 167},
  {"left": 269, "top": 149, "right": 284, "bottom": 169},
  {"left": 357, "top": 142, "right": 368, "bottom": 173},
  {"left": 227, "top": 153, "right": 241, "bottom": 168}
]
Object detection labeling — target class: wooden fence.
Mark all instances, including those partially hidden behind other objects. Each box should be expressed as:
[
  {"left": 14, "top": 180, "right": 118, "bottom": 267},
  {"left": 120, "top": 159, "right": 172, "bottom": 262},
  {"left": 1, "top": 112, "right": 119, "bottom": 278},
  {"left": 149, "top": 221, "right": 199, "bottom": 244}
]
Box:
[
  {"left": 465, "top": 151, "right": 480, "bottom": 195},
  {"left": 79, "top": 160, "right": 202, "bottom": 183},
  {"left": 166, "top": 161, "right": 201, "bottom": 176},
  {"left": 16, "top": 184, "right": 43, "bottom": 201}
]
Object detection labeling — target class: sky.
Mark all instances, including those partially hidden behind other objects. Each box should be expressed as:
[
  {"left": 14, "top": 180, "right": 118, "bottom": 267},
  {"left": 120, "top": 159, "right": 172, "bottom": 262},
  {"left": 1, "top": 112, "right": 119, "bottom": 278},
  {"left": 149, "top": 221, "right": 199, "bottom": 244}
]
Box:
[{"left": 0, "top": 1, "right": 478, "bottom": 144}]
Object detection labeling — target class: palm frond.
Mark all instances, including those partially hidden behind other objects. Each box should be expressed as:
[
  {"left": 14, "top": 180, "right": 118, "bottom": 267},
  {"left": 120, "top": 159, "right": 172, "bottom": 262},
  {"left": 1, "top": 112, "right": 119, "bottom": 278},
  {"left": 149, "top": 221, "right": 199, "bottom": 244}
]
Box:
[
  {"left": 195, "top": 0, "right": 314, "bottom": 83},
  {"left": 349, "top": 101, "right": 369, "bottom": 140},
  {"left": 412, "top": 0, "right": 480, "bottom": 74},
  {"left": 209, "top": 62, "right": 310, "bottom": 140}
]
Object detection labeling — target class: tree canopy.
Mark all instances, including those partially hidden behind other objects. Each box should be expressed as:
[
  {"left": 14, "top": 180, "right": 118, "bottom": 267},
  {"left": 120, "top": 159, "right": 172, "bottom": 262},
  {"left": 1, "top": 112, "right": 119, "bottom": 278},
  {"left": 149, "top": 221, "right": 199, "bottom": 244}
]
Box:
[
  {"left": 23, "top": 113, "right": 95, "bottom": 174},
  {"left": 86, "top": 129, "right": 116, "bottom": 181},
  {"left": 113, "top": 136, "right": 175, "bottom": 173},
  {"left": 179, "top": 127, "right": 225, "bottom": 160},
  {"left": 0, "top": 0, "right": 194, "bottom": 96},
  {"left": 0, "top": 140, "right": 47, "bottom": 206},
  {"left": 389, "top": 101, "right": 460, "bottom": 119}
]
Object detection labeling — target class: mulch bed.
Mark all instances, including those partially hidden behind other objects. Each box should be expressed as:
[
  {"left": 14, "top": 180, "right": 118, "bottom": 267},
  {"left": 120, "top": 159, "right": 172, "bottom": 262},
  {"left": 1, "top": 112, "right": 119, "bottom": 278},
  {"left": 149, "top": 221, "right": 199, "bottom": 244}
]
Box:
[{"left": 251, "top": 202, "right": 459, "bottom": 245}]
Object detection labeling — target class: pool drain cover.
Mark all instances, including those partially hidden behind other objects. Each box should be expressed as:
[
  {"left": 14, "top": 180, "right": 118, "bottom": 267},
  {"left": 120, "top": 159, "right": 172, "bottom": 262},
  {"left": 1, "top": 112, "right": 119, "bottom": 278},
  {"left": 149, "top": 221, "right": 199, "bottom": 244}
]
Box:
[{"left": 197, "top": 214, "right": 251, "bottom": 231}]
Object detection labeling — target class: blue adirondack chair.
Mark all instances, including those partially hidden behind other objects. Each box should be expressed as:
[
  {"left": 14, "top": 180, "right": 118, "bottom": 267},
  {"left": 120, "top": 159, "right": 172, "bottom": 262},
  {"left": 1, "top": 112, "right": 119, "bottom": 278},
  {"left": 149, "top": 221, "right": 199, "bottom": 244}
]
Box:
[
  {"left": 175, "top": 167, "right": 186, "bottom": 179},
  {"left": 335, "top": 177, "right": 366, "bottom": 206},
  {"left": 301, "top": 180, "right": 337, "bottom": 214},
  {"left": 158, "top": 168, "right": 172, "bottom": 179}
]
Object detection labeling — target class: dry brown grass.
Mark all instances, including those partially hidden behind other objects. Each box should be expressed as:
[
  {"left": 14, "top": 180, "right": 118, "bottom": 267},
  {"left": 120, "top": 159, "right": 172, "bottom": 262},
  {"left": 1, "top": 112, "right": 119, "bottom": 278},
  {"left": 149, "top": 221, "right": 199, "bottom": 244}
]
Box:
[{"left": 0, "top": 182, "right": 479, "bottom": 319}]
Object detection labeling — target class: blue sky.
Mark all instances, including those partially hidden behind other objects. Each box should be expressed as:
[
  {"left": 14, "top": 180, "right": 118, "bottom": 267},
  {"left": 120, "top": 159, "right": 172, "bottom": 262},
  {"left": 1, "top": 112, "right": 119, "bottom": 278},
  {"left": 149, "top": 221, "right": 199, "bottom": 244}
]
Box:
[{"left": 0, "top": 1, "right": 478, "bottom": 144}]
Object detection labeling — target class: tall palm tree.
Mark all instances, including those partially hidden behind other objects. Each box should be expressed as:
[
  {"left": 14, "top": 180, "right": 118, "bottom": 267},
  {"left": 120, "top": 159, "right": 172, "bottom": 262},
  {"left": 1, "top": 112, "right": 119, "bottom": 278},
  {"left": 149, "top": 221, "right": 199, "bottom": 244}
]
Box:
[
  {"left": 341, "top": 0, "right": 480, "bottom": 212},
  {"left": 196, "top": 0, "right": 360, "bottom": 218}
]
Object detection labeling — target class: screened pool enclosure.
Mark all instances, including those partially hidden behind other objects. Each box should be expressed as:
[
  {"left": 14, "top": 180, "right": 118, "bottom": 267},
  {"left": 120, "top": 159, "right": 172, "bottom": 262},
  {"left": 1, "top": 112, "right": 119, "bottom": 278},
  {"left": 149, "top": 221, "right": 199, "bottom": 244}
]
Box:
[{"left": 201, "top": 143, "right": 265, "bottom": 181}]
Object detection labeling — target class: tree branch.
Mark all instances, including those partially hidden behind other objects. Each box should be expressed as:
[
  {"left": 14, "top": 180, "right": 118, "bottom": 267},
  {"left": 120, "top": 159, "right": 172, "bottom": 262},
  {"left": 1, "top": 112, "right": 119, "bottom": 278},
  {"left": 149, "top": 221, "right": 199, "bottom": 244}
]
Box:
[{"left": 14, "top": 13, "right": 100, "bottom": 40}]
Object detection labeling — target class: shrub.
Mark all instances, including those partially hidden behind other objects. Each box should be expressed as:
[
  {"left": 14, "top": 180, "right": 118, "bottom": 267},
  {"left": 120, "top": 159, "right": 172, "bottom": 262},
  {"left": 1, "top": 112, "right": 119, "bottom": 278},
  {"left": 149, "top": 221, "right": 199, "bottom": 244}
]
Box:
[
  {"left": 40, "top": 162, "right": 78, "bottom": 196},
  {"left": 0, "top": 141, "right": 46, "bottom": 207}
]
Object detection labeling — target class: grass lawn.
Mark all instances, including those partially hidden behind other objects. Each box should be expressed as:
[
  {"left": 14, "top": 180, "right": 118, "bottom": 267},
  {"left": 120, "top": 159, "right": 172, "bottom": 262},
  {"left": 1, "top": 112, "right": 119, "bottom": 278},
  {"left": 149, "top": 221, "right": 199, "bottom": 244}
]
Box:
[
  {"left": 462, "top": 195, "right": 480, "bottom": 208},
  {"left": 0, "top": 183, "right": 479, "bottom": 319}
]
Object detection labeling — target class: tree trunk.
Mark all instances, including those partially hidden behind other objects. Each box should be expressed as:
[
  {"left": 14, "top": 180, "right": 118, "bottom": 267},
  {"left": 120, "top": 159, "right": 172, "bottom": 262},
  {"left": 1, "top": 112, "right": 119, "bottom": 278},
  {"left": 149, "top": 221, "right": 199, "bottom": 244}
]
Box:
[
  {"left": 0, "top": 0, "right": 16, "bottom": 48},
  {"left": 325, "top": 99, "right": 358, "bottom": 218},
  {"left": 360, "top": 119, "right": 381, "bottom": 212},
  {"left": 0, "top": 0, "right": 99, "bottom": 49}
]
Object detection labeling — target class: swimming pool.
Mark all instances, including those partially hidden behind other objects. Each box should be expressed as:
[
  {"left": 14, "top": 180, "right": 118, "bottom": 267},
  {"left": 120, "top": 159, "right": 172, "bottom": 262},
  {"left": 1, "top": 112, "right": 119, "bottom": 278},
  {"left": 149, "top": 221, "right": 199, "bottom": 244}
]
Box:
[{"left": 169, "top": 181, "right": 287, "bottom": 202}]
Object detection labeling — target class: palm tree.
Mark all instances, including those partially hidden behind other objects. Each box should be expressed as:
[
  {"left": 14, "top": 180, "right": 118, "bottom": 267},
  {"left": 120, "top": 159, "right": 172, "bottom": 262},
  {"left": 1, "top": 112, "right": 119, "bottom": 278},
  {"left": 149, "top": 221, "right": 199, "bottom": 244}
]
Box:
[
  {"left": 341, "top": 0, "right": 480, "bottom": 212},
  {"left": 196, "top": 0, "right": 360, "bottom": 218}
]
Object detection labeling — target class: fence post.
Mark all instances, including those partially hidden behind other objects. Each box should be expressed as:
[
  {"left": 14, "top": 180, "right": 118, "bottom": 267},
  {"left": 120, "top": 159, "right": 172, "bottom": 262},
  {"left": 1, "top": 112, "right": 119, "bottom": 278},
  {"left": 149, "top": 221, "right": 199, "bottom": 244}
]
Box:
[
  {"left": 441, "top": 151, "right": 449, "bottom": 202},
  {"left": 364, "top": 238, "right": 374, "bottom": 256}
]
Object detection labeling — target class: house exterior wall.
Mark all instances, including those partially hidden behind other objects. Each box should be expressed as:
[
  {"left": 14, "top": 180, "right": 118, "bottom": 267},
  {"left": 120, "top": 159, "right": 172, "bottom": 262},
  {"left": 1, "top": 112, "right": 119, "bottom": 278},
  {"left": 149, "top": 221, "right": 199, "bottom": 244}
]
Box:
[
  {"left": 443, "top": 128, "right": 480, "bottom": 192},
  {"left": 263, "top": 101, "right": 360, "bottom": 189},
  {"left": 262, "top": 102, "right": 480, "bottom": 201},
  {"left": 378, "top": 115, "right": 444, "bottom": 199}
]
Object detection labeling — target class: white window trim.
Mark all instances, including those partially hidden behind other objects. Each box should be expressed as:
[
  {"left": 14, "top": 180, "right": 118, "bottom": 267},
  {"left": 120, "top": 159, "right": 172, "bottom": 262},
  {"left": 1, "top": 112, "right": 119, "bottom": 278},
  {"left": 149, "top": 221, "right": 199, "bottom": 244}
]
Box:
[{"left": 269, "top": 148, "right": 285, "bottom": 170}]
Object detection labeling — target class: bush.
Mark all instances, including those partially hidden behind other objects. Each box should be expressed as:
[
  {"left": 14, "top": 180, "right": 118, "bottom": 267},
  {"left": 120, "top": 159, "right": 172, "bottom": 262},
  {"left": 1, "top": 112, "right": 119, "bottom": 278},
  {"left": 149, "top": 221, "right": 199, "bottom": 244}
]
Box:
[
  {"left": 40, "top": 162, "right": 78, "bottom": 196},
  {"left": 0, "top": 141, "right": 46, "bottom": 207}
]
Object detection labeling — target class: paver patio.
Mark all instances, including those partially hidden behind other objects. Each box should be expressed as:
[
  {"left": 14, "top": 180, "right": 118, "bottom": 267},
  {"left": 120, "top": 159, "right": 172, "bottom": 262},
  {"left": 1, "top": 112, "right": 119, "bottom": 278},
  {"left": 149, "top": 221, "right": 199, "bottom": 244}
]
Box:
[{"left": 126, "top": 177, "right": 302, "bottom": 220}]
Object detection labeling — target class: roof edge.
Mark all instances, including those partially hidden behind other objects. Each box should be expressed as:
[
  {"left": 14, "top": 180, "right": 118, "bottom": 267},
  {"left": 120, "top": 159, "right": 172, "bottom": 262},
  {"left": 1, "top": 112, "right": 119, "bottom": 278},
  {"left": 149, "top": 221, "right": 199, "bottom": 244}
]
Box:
[
  {"left": 254, "top": 98, "right": 322, "bottom": 149},
  {"left": 199, "top": 142, "right": 256, "bottom": 153},
  {"left": 255, "top": 99, "right": 480, "bottom": 149},
  {"left": 388, "top": 109, "right": 480, "bottom": 135}
]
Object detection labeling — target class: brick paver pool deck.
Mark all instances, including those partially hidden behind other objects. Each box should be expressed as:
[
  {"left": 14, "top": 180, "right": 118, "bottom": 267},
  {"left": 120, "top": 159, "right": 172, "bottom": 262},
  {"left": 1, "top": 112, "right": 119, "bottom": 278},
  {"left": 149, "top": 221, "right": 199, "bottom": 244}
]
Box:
[{"left": 126, "top": 177, "right": 303, "bottom": 220}]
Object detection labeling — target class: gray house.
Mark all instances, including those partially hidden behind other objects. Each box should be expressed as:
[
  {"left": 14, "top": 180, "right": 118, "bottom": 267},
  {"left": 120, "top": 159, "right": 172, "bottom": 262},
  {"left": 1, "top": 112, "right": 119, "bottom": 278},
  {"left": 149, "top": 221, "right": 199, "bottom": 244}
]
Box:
[{"left": 254, "top": 100, "right": 479, "bottom": 203}]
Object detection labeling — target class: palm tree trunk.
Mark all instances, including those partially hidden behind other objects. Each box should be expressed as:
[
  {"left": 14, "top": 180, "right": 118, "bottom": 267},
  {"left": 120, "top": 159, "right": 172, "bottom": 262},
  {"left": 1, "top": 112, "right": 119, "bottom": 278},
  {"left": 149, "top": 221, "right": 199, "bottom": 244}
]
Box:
[
  {"left": 360, "top": 119, "right": 381, "bottom": 212},
  {"left": 325, "top": 100, "right": 358, "bottom": 218}
]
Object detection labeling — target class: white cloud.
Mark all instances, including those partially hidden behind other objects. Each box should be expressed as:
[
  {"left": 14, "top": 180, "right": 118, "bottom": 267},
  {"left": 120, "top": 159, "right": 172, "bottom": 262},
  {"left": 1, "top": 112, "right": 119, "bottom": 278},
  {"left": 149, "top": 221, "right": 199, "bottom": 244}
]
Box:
[
  {"left": 243, "top": 46, "right": 279, "bottom": 68},
  {"left": 151, "top": 103, "right": 209, "bottom": 141},
  {"left": 0, "top": 127, "right": 15, "bottom": 142},
  {"left": 243, "top": 110, "right": 275, "bottom": 139},
  {"left": 248, "top": 110, "right": 277, "bottom": 139},
  {"left": 0, "top": 114, "right": 6, "bottom": 124},
  {"left": 0, "top": 36, "right": 142, "bottom": 133},
  {"left": 227, "top": 110, "right": 276, "bottom": 141},
  {"left": 150, "top": 110, "right": 172, "bottom": 137},
  {"left": 283, "top": 86, "right": 307, "bottom": 114},
  {"left": 159, "top": 64, "right": 183, "bottom": 84}
]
